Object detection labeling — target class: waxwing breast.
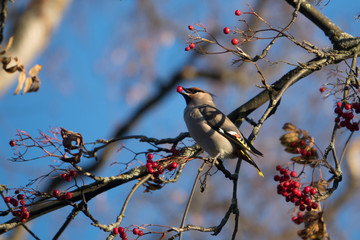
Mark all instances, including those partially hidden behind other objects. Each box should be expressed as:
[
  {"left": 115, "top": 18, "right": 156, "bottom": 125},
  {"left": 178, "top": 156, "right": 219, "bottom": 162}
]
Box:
[{"left": 184, "top": 106, "right": 235, "bottom": 158}]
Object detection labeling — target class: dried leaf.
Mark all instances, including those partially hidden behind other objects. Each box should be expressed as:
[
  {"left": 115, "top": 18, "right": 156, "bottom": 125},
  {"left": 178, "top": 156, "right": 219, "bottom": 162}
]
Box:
[
  {"left": 0, "top": 57, "right": 10, "bottom": 66},
  {"left": 31, "top": 79, "right": 40, "bottom": 92},
  {"left": 22, "top": 77, "right": 32, "bottom": 94},
  {"left": 29, "top": 64, "right": 42, "bottom": 76},
  {"left": 282, "top": 123, "right": 296, "bottom": 132},
  {"left": 13, "top": 72, "right": 26, "bottom": 95},
  {"left": 280, "top": 132, "right": 300, "bottom": 145},
  {"left": 5, "top": 36, "right": 14, "bottom": 51},
  {"left": 144, "top": 181, "right": 163, "bottom": 193},
  {"left": 5, "top": 65, "right": 17, "bottom": 73},
  {"left": 313, "top": 179, "right": 328, "bottom": 194},
  {"left": 298, "top": 211, "right": 328, "bottom": 240},
  {"left": 60, "top": 128, "right": 84, "bottom": 164}
]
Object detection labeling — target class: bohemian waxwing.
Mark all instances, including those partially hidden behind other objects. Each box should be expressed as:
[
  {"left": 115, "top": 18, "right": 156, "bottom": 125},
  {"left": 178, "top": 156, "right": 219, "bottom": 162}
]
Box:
[{"left": 177, "top": 86, "right": 263, "bottom": 177}]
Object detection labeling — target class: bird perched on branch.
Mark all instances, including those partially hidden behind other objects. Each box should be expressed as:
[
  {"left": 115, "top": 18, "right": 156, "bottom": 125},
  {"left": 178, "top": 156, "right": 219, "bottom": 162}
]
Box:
[{"left": 177, "top": 86, "right": 263, "bottom": 177}]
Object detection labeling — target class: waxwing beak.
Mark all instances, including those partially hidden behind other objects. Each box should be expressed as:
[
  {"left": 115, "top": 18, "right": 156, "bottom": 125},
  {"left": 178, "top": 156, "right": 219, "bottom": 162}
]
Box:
[{"left": 177, "top": 86, "right": 191, "bottom": 104}]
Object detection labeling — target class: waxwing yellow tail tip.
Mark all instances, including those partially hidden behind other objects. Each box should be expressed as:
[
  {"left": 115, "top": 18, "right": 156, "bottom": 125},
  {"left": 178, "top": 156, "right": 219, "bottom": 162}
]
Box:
[{"left": 258, "top": 170, "right": 264, "bottom": 178}]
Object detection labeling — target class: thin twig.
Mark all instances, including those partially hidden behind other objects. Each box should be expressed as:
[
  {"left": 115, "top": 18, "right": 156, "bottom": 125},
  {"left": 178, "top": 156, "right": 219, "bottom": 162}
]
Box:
[{"left": 179, "top": 162, "right": 206, "bottom": 240}]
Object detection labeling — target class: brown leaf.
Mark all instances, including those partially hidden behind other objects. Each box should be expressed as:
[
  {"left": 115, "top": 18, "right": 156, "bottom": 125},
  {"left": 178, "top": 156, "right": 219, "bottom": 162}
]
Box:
[
  {"left": 22, "top": 77, "right": 32, "bottom": 94},
  {"left": 144, "top": 181, "right": 163, "bottom": 193},
  {"left": 5, "top": 36, "right": 14, "bottom": 51},
  {"left": 29, "top": 64, "right": 42, "bottom": 76},
  {"left": 280, "top": 132, "right": 300, "bottom": 145},
  {"left": 13, "top": 72, "right": 26, "bottom": 95},
  {"left": 60, "top": 128, "right": 84, "bottom": 164},
  {"left": 298, "top": 211, "right": 328, "bottom": 240},
  {"left": 313, "top": 179, "right": 328, "bottom": 194},
  {"left": 282, "top": 123, "right": 297, "bottom": 132}
]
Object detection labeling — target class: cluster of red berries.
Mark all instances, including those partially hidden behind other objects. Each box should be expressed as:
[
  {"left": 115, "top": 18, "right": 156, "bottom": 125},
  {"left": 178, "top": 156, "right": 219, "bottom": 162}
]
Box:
[
  {"left": 61, "top": 170, "right": 77, "bottom": 182},
  {"left": 146, "top": 154, "right": 178, "bottom": 178},
  {"left": 274, "top": 166, "right": 319, "bottom": 224},
  {"left": 290, "top": 140, "right": 317, "bottom": 158},
  {"left": 113, "top": 227, "right": 144, "bottom": 239},
  {"left": 186, "top": 9, "right": 242, "bottom": 51},
  {"left": 334, "top": 101, "right": 360, "bottom": 131},
  {"left": 4, "top": 190, "right": 30, "bottom": 222},
  {"left": 52, "top": 189, "right": 72, "bottom": 200}
]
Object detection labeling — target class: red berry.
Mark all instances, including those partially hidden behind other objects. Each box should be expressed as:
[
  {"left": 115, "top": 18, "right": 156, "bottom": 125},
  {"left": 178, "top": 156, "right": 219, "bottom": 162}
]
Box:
[
  {"left": 138, "top": 230, "right": 144, "bottom": 236},
  {"left": 21, "top": 211, "right": 29, "bottom": 219},
  {"left": 305, "top": 198, "right": 312, "bottom": 206},
  {"left": 147, "top": 153, "right": 153, "bottom": 161},
  {"left": 148, "top": 167, "right": 154, "bottom": 174},
  {"left": 294, "top": 181, "right": 300, "bottom": 188},
  {"left": 231, "top": 38, "right": 239, "bottom": 45},
  {"left": 65, "top": 175, "right": 72, "bottom": 182},
  {"left": 335, "top": 117, "right": 340, "bottom": 123},
  {"left": 295, "top": 147, "right": 301, "bottom": 154},
  {"left": 300, "top": 140, "right": 305, "bottom": 146},
  {"left": 61, "top": 173, "right": 67, "bottom": 179},
  {"left": 334, "top": 107, "right": 342, "bottom": 114},
  {"left": 310, "top": 188, "right": 317, "bottom": 195},
  {"left": 189, "top": 43, "right": 195, "bottom": 49},
  {"left": 223, "top": 27, "right": 230, "bottom": 34},
  {"left": 311, "top": 202, "right": 318, "bottom": 209},
  {"left": 69, "top": 170, "right": 77, "bottom": 177},
  {"left": 152, "top": 162, "right": 158, "bottom": 168},
  {"left": 276, "top": 165, "right": 282, "bottom": 171},
  {"left": 4, "top": 197, "right": 11, "bottom": 203},
  {"left": 290, "top": 142, "right": 296, "bottom": 147},
  {"left": 153, "top": 171, "right": 160, "bottom": 178},
  {"left": 133, "top": 228, "right": 139, "bottom": 235},
  {"left": 53, "top": 189, "right": 60, "bottom": 197},
  {"left": 299, "top": 204, "right": 305, "bottom": 211},
  {"left": 188, "top": 25, "right": 194, "bottom": 30},
  {"left": 118, "top": 227, "right": 124, "bottom": 233},
  {"left": 337, "top": 102, "right": 342, "bottom": 108},
  {"left": 120, "top": 231, "right": 127, "bottom": 238},
  {"left": 66, "top": 192, "right": 72, "bottom": 199},
  {"left": 171, "top": 162, "right": 178, "bottom": 169},
  {"left": 344, "top": 103, "right": 351, "bottom": 110},
  {"left": 292, "top": 216, "right": 297, "bottom": 222},
  {"left": 185, "top": 47, "right": 190, "bottom": 51},
  {"left": 235, "top": 10, "right": 241, "bottom": 16},
  {"left": 17, "top": 194, "right": 25, "bottom": 200},
  {"left": 113, "top": 227, "right": 119, "bottom": 235},
  {"left": 21, "top": 206, "right": 27, "bottom": 213},
  {"left": 146, "top": 162, "right": 152, "bottom": 169},
  {"left": 273, "top": 175, "right": 280, "bottom": 181},
  {"left": 303, "top": 186, "right": 310, "bottom": 193},
  {"left": 300, "top": 149, "right": 307, "bottom": 157},
  {"left": 319, "top": 87, "right": 325, "bottom": 93},
  {"left": 306, "top": 205, "right": 312, "bottom": 211},
  {"left": 176, "top": 86, "right": 183, "bottom": 93},
  {"left": 290, "top": 171, "right": 297, "bottom": 178},
  {"left": 9, "top": 140, "right": 16, "bottom": 147},
  {"left": 20, "top": 200, "right": 26, "bottom": 205},
  {"left": 10, "top": 198, "right": 18, "bottom": 207}
]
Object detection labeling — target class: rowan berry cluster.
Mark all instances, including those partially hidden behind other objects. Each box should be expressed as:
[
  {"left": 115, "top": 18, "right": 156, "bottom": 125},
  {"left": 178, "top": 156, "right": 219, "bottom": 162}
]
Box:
[
  {"left": 334, "top": 101, "right": 360, "bottom": 131},
  {"left": 4, "top": 190, "right": 30, "bottom": 222},
  {"left": 274, "top": 166, "right": 319, "bottom": 224},
  {"left": 145, "top": 153, "right": 178, "bottom": 178},
  {"left": 112, "top": 226, "right": 144, "bottom": 239},
  {"left": 186, "top": 9, "right": 242, "bottom": 50},
  {"left": 61, "top": 170, "right": 77, "bottom": 182},
  {"left": 52, "top": 189, "right": 72, "bottom": 201}
]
